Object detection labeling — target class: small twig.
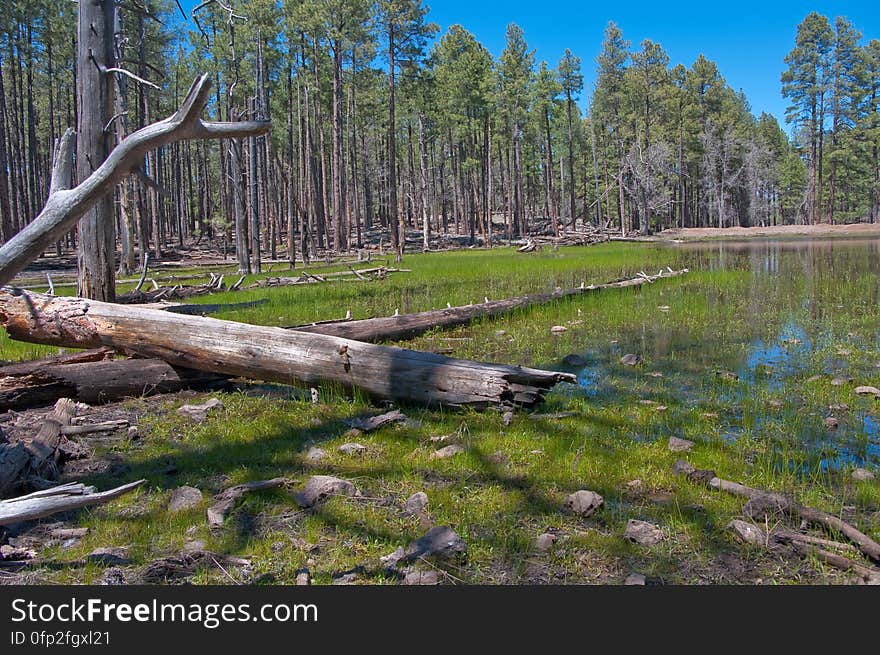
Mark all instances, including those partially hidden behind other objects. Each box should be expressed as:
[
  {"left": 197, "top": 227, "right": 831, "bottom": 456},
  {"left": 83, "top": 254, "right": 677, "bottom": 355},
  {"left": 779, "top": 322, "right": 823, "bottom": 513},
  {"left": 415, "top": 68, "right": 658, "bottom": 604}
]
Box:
[
  {"left": 210, "top": 556, "right": 242, "bottom": 585},
  {"left": 45, "top": 273, "right": 55, "bottom": 296}
]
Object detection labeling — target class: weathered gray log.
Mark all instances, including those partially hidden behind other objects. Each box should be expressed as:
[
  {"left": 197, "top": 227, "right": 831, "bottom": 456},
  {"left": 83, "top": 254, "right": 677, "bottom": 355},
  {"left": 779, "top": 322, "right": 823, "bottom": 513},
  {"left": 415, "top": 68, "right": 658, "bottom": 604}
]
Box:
[
  {"left": 27, "top": 398, "right": 77, "bottom": 478},
  {"left": 0, "top": 347, "right": 115, "bottom": 371},
  {"left": 0, "top": 74, "right": 270, "bottom": 288},
  {"left": 0, "top": 442, "right": 30, "bottom": 497},
  {"left": 0, "top": 357, "right": 227, "bottom": 411},
  {"left": 0, "top": 291, "right": 575, "bottom": 409},
  {"left": 289, "top": 268, "right": 689, "bottom": 343},
  {"left": 207, "top": 478, "right": 289, "bottom": 526},
  {"left": 0, "top": 479, "right": 145, "bottom": 525}
]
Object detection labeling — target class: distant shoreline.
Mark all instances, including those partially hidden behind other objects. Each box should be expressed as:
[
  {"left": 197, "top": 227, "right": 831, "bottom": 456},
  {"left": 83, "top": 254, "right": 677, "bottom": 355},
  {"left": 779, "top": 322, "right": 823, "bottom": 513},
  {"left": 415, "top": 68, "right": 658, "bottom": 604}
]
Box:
[{"left": 652, "top": 223, "right": 880, "bottom": 242}]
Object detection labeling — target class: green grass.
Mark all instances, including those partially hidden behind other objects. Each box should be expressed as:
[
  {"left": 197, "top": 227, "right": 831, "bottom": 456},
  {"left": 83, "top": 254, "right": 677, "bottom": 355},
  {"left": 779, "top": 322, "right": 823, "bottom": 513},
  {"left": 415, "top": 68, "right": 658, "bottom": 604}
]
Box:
[{"left": 5, "top": 241, "right": 880, "bottom": 585}]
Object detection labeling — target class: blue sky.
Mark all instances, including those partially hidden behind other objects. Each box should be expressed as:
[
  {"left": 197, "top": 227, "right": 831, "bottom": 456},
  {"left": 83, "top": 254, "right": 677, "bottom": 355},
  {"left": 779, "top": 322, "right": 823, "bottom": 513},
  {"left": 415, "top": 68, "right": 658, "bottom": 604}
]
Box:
[{"left": 179, "top": 1, "right": 879, "bottom": 128}]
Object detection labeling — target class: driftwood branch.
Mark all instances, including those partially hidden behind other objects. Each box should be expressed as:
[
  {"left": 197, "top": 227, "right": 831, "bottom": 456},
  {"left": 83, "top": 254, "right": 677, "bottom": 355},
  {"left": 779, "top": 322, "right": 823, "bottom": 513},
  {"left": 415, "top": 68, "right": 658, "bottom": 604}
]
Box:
[
  {"left": 0, "top": 480, "right": 145, "bottom": 525},
  {"left": 0, "top": 74, "right": 270, "bottom": 288}
]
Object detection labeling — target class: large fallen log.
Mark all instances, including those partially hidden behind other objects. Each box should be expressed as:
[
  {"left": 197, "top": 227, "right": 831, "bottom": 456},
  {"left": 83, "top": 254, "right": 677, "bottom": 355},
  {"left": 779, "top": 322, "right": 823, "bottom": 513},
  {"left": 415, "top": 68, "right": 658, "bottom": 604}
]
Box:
[
  {"left": 0, "top": 479, "right": 145, "bottom": 526},
  {"left": 289, "top": 268, "right": 689, "bottom": 343},
  {"left": 0, "top": 356, "right": 227, "bottom": 411},
  {"left": 0, "top": 291, "right": 575, "bottom": 409}
]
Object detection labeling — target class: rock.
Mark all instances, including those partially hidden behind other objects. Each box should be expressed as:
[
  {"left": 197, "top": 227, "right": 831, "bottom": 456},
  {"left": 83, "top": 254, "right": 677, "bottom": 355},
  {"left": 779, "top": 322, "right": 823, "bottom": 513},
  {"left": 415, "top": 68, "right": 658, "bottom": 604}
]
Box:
[
  {"left": 687, "top": 469, "right": 717, "bottom": 485},
  {"left": 495, "top": 330, "right": 506, "bottom": 337},
  {"left": 727, "top": 519, "right": 766, "bottom": 545},
  {"left": 487, "top": 451, "right": 509, "bottom": 465},
  {"left": 550, "top": 325, "right": 567, "bottom": 334},
  {"left": 535, "top": 533, "right": 557, "bottom": 552},
  {"left": 295, "top": 568, "right": 311, "bottom": 585},
  {"left": 620, "top": 353, "right": 642, "bottom": 366},
  {"left": 624, "top": 520, "right": 663, "bottom": 546},
  {"left": 430, "top": 444, "right": 465, "bottom": 460},
  {"left": 668, "top": 436, "right": 695, "bottom": 452},
  {"left": 562, "top": 353, "right": 586, "bottom": 367},
  {"left": 672, "top": 459, "right": 695, "bottom": 476},
  {"left": 502, "top": 411, "right": 514, "bottom": 426},
  {"left": 338, "top": 442, "right": 367, "bottom": 455},
  {"left": 806, "top": 374, "right": 823, "bottom": 383},
  {"left": 304, "top": 447, "right": 327, "bottom": 463},
  {"left": 405, "top": 491, "right": 429, "bottom": 515},
  {"left": 167, "top": 486, "right": 203, "bottom": 513},
  {"left": 403, "top": 569, "right": 440, "bottom": 585},
  {"left": 332, "top": 569, "right": 361, "bottom": 585},
  {"left": 563, "top": 490, "right": 604, "bottom": 517},
  {"left": 294, "top": 475, "right": 359, "bottom": 508},
  {"left": 49, "top": 527, "right": 89, "bottom": 539},
  {"left": 646, "top": 371, "right": 664, "bottom": 378},
  {"left": 87, "top": 547, "right": 130, "bottom": 566},
  {"left": 657, "top": 305, "right": 670, "bottom": 312},
  {"left": 624, "top": 573, "right": 647, "bottom": 585},
  {"left": 100, "top": 567, "right": 127, "bottom": 585},
  {"left": 852, "top": 468, "right": 875, "bottom": 481},
  {"left": 0, "top": 545, "right": 36, "bottom": 560},
  {"left": 404, "top": 526, "right": 467, "bottom": 562},
  {"left": 768, "top": 400, "right": 783, "bottom": 410},
  {"left": 855, "top": 386, "right": 880, "bottom": 396},
  {"left": 716, "top": 370, "right": 739, "bottom": 381},
  {"left": 126, "top": 426, "right": 140, "bottom": 440},
  {"left": 625, "top": 479, "right": 645, "bottom": 495},
  {"left": 824, "top": 416, "right": 839, "bottom": 430},
  {"left": 742, "top": 493, "right": 789, "bottom": 520},
  {"left": 177, "top": 397, "right": 223, "bottom": 420},
  {"left": 380, "top": 547, "right": 406, "bottom": 567},
  {"left": 182, "top": 540, "right": 207, "bottom": 553},
  {"left": 831, "top": 377, "right": 852, "bottom": 387}
]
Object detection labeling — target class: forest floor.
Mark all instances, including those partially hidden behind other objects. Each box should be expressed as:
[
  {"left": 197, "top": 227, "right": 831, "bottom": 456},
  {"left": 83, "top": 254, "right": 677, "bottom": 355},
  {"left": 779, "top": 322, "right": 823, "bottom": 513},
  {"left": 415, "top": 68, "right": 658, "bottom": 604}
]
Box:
[
  {"left": 656, "top": 222, "right": 880, "bottom": 241},
  {"left": 1, "top": 242, "right": 879, "bottom": 585}
]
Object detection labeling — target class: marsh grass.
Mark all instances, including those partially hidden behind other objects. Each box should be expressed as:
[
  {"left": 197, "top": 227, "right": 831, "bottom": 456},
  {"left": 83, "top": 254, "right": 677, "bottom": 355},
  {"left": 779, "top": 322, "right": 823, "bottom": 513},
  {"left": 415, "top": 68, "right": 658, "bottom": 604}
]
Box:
[{"left": 4, "top": 241, "right": 879, "bottom": 584}]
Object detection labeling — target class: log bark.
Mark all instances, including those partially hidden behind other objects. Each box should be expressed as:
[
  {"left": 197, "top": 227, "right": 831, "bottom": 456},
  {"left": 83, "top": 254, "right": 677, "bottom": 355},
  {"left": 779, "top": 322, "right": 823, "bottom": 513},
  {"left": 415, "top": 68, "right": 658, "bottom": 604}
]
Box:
[
  {"left": 0, "top": 290, "right": 575, "bottom": 409},
  {"left": 0, "top": 479, "right": 144, "bottom": 526},
  {"left": 290, "top": 268, "right": 688, "bottom": 343},
  {"left": 0, "top": 356, "right": 227, "bottom": 411}
]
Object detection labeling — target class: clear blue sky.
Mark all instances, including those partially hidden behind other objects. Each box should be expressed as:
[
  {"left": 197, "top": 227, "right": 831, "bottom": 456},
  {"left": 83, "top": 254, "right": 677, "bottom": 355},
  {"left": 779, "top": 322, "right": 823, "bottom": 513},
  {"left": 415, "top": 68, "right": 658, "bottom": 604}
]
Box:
[{"left": 178, "top": 1, "right": 879, "bottom": 128}]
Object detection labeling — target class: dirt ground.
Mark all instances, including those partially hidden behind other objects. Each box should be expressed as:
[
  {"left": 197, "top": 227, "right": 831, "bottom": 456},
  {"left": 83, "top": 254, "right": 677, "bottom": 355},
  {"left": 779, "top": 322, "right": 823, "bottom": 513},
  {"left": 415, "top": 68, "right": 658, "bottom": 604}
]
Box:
[{"left": 656, "top": 223, "right": 880, "bottom": 240}]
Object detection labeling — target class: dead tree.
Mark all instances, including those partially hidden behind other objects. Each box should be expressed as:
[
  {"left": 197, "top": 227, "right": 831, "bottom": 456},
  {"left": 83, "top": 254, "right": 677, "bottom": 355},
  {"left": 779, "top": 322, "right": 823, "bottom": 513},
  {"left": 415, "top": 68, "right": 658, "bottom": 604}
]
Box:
[{"left": 0, "top": 74, "right": 270, "bottom": 289}]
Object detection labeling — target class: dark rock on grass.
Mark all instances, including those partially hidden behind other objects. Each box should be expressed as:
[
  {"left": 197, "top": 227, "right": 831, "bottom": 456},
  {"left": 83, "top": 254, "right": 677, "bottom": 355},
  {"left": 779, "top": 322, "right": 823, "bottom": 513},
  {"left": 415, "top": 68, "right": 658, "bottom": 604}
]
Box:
[
  {"left": 687, "top": 469, "right": 717, "bottom": 485},
  {"left": 87, "top": 547, "right": 130, "bottom": 566},
  {"left": 562, "top": 353, "right": 586, "bottom": 367},
  {"left": 384, "top": 526, "right": 467, "bottom": 568},
  {"left": 624, "top": 520, "right": 663, "bottom": 546},
  {"left": 727, "top": 519, "right": 766, "bottom": 546},
  {"left": 668, "top": 436, "right": 695, "bottom": 452},
  {"left": 620, "top": 353, "right": 642, "bottom": 366},
  {"left": 294, "top": 475, "right": 359, "bottom": 508},
  {"left": 403, "top": 569, "right": 440, "bottom": 585},
  {"left": 176, "top": 397, "right": 223, "bottom": 421},
  {"left": 563, "top": 490, "right": 604, "bottom": 517},
  {"left": 167, "top": 485, "right": 203, "bottom": 513}
]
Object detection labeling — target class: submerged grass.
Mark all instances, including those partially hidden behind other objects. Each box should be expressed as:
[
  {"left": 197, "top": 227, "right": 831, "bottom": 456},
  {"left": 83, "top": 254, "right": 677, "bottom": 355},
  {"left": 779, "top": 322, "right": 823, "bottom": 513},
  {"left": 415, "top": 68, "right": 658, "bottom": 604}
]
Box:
[{"left": 3, "top": 240, "right": 880, "bottom": 585}]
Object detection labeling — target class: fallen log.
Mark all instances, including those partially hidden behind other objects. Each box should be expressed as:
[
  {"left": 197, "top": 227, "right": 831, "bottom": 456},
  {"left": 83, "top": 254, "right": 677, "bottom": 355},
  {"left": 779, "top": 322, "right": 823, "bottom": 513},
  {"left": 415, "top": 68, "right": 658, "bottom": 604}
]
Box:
[
  {"left": 131, "top": 298, "right": 269, "bottom": 316},
  {"left": 289, "top": 268, "right": 689, "bottom": 343},
  {"left": 0, "top": 291, "right": 575, "bottom": 409},
  {"left": 0, "top": 356, "right": 227, "bottom": 411},
  {"left": 207, "top": 478, "right": 289, "bottom": 526},
  {"left": 0, "top": 479, "right": 145, "bottom": 525},
  {"left": 253, "top": 266, "right": 406, "bottom": 288},
  {"left": 0, "top": 347, "right": 115, "bottom": 371}
]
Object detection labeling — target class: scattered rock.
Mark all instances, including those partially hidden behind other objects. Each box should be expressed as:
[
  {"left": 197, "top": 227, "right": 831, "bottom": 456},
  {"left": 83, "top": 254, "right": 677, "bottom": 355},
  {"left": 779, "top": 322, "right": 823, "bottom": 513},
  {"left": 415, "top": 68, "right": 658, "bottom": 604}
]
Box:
[
  {"left": 852, "top": 468, "right": 875, "bottom": 482},
  {"left": 176, "top": 397, "right": 223, "bottom": 420},
  {"left": 487, "top": 451, "right": 509, "bottom": 465},
  {"left": 100, "top": 567, "right": 127, "bottom": 585},
  {"left": 831, "top": 377, "right": 852, "bottom": 387},
  {"left": 550, "top": 325, "right": 567, "bottom": 334},
  {"left": 768, "top": 400, "right": 784, "bottom": 410},
  {"left": 624, "top": 520, "right": 663, "bottom": 546},
  {"left": 331, "top": 569, "right": 362, "bottom": 585},
  {"left": 294, "top": 475, "right": 359, "bottom": 508},
  {"left": 668, "top": 436, "right": 695, "bottom": 452},
  {"left": 716, "top": 370, "right": 739, "bottom": 381},
  {"left": 404, "top": 526, "right": 467, "bottom": 562},
  {"left": 646, "top": 371, "right": 664, "bottom": 378},
  {"left": 727, "top": 519, "right": 766, "bottom": 545},
  {"left": 625, "top": 479, "right": 645, "bottom": 495},
  {"left": 824, "top": 416, "right": 839, "bottom": 430},
  {"left": 295, "top": 568, "right": 311, "bottom": 585},
  {"left": 403, "top": 569, "right": 440, "bottom": 585},
  {"left": 653, "top": 405, "right": 668, "bottom": 412},
  {"left": 855, "top": 385, "right": 880, "bottom": 397},
  {"left": 126, "top": 426, "right": 140, "bottom": 440},
  {"left": 405, "top": 491, "right": 429, "bottom": 515},
  {"left": 657, "top": 305, "right": 670, "bottom": 312},
  {"left": 430, "top": 444, "right": 465, "bottom": 460},
  {"left": 562, "top": 354, "right": 586, "bottom": 367},
  {"left": 534, "top": 533, "right": 557, "bottom": 552},
  {"left": 494, "top": 330, "right": 506, "bottom": 337},
  {"left": 502, "top": 411, "right": 514, "bottom": 426},
  {"left": 87, "top": 547, "right": 130, "bottom": 566},
  {"left": 303, "top": 447, "right": 327, "bottom": 463},
  {"left": 672, "top": 459, "right": 696, "bottom": 476},
  {"left": 624, "top": 573, "right": 647, "bottom": 585},
  {"left": 338, "top": 442, "right": 367, "bottom": 455},
  {"left": 563, "top": 490, "right": 604, "bottom": 517},
  {"left": 167, "top": 486, "right": 203, "bottom": 513},
  {"left": 687, "top": 469, "right": 717, "bottom": 485},
  {"left": 620, "top": 353, "right": 642, "bottom": 366}
]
